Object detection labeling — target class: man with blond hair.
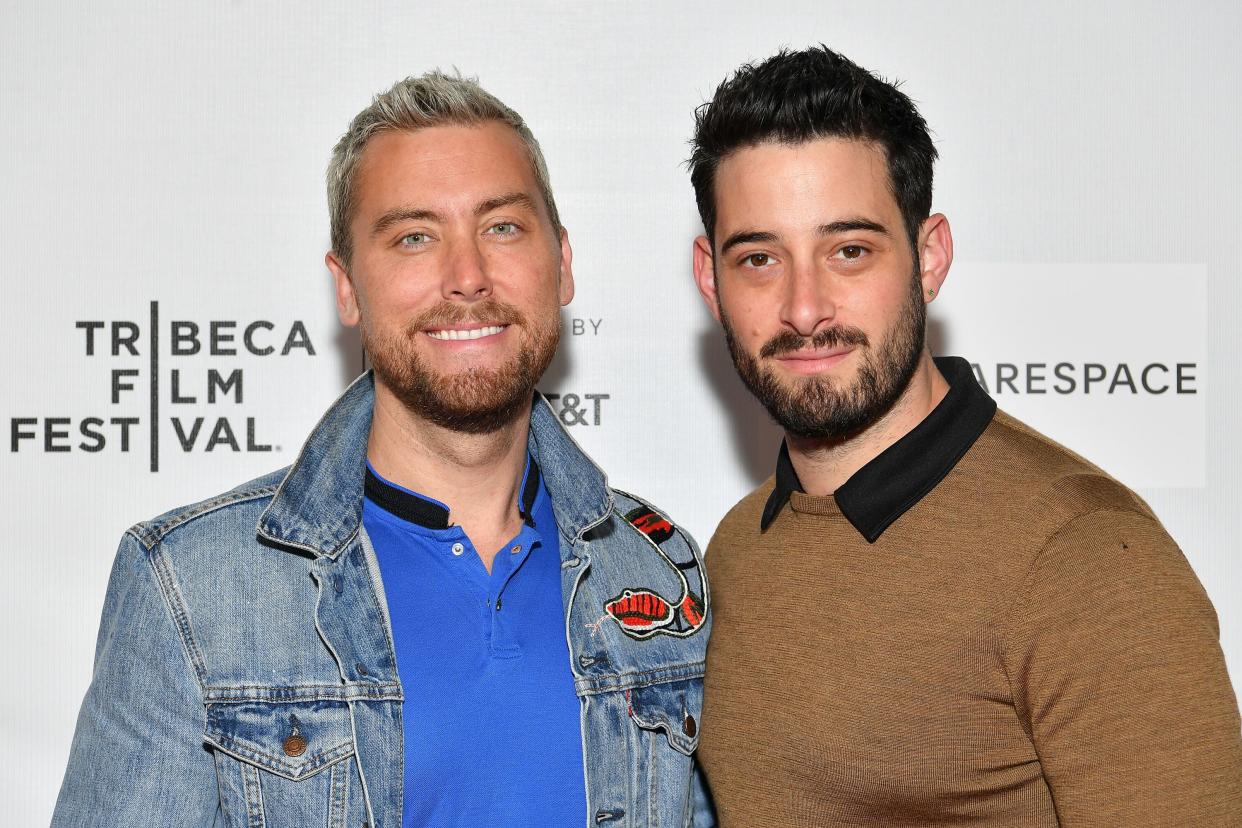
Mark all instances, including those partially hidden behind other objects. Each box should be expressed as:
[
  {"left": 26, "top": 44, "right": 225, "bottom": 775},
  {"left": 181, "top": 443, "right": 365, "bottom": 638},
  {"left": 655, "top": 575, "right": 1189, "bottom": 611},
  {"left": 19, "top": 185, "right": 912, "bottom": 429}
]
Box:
[{"left": 54, "top": 72, "right": 714, "bottom": 827}]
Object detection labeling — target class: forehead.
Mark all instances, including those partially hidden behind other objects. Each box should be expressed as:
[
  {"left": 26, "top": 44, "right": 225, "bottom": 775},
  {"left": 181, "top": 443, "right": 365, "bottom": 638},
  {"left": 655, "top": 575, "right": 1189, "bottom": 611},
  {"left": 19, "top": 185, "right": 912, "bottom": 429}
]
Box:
[
  {"left": 713, "top": 138, "right": 898, "bottom": 232},
  {"left": 352, "top": 121, "right": 539, "bottom": 217}
]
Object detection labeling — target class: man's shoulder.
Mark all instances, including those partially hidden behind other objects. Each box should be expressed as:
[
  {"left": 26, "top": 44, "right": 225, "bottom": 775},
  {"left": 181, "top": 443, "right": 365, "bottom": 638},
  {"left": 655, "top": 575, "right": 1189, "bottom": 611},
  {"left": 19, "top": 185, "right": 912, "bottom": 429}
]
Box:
[
  {"left": 975, "top": 407, "right": 1155, "bottom": 525},
  {"left": 126, "top": 465, "right": 291, "bottom": 550},
  {"left": 702, "top": 477, "right": 775, "bottom": 552},
  {"left": 609, "top": 488, "right": 702, "bottom": 554}
]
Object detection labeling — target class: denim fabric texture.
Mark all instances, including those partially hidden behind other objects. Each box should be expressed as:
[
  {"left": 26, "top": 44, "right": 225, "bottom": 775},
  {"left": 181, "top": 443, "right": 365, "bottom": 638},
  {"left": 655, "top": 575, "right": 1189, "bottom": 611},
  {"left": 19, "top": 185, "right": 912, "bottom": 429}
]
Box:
[{"left": 52, "top": 372, "right": 714, "bottom": 828}]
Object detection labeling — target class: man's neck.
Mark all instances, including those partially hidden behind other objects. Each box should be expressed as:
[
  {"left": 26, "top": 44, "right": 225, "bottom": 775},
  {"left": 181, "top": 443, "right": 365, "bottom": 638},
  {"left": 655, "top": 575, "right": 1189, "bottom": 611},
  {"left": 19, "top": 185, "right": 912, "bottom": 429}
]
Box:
[
  {"left": 787, "top": 351, "right": 949, "bottom": 496},
  {"left": 366, "top": 381, "right": 531, "bottom": 572}
]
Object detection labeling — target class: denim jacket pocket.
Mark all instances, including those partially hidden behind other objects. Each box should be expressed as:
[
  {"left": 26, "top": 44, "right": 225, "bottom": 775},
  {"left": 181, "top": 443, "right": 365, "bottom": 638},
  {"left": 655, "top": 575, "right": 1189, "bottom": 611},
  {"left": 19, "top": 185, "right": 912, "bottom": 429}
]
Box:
[
  {"left": 204, "top": 699, "right": 363, "bottom": 828},
  {"left": 624, "top": 679, "right": 703, "bottom": 827},
  {"left": 628, "top": 679, "right": 702, "bottom": 756}
]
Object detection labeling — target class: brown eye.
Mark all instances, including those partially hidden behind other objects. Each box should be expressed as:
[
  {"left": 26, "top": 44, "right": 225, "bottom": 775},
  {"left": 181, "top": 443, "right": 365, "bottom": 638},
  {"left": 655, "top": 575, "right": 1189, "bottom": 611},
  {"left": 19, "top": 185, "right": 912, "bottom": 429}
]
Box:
[
  {"left": 840, "top": 245, "right": 865, "bottom": 259},
  {"left": 743, "top": 253, "right": 770, "bottom": 267}
]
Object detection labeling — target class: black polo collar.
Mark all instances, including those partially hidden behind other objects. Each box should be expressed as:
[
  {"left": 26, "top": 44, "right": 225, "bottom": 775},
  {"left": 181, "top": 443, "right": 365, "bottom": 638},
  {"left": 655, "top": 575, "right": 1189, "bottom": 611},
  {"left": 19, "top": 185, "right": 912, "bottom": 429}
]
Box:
[
  {"left": 760, "top": 356, "right": 996, "bottom": 542},
  {"left": 364, "top": 456, "right": 542, "bottom": 530}
]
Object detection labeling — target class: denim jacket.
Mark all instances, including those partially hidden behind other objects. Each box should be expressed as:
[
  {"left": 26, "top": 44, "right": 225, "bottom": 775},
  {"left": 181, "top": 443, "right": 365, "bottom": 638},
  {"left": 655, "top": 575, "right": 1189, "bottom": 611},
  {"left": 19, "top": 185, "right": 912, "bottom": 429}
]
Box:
[{"left": 53, "top": 374, "right": 714, "bottom": 827}]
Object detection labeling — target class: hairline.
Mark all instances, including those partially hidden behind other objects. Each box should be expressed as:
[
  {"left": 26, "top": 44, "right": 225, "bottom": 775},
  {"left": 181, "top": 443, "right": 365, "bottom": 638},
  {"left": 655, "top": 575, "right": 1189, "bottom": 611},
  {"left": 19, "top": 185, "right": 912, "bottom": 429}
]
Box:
[
  {"left": 338, "top": 117, "right": 560, "bottom": 264},
  {"left": 327, "top": 73, "right": 562, "bottom": 269},
  {"left": 705, "top": 136, "right": 920, "bottom": 254}
]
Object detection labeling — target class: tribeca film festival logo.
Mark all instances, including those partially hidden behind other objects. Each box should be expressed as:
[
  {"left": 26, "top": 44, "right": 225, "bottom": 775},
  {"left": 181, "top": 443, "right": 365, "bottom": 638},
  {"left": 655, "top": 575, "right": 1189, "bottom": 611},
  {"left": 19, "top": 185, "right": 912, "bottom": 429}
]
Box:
[{"left": 8, "top": 301, "right": 315, "bottom": 471}]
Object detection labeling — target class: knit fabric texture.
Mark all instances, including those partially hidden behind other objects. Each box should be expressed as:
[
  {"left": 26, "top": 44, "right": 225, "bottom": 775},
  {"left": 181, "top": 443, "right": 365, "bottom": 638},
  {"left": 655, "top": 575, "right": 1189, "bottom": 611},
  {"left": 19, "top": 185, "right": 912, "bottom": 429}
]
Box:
[{"left": 698, "top": 409, "right": 1242, "bottom": 826}]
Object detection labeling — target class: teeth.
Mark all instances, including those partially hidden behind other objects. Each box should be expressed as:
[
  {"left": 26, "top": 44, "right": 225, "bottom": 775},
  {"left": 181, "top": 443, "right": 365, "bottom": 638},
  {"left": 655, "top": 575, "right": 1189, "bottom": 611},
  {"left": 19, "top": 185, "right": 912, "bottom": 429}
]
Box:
[{"left": 426, "top": 325, "right": 506, "bottom": 341}]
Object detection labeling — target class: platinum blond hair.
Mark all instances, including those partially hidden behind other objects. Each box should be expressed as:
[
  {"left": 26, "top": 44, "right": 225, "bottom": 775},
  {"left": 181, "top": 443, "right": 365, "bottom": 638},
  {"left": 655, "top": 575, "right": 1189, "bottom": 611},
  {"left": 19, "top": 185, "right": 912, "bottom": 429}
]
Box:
[{"left": 327, "top": 71, "right": 561, "bottom": 266}]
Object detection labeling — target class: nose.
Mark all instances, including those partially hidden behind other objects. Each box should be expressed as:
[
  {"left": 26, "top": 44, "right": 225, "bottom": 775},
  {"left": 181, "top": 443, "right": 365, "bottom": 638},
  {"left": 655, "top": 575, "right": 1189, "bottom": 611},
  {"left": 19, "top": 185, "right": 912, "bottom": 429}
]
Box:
[
  {"left": 441, "top": 236, "right": 492, "bottom": 301},
  {"left": 780, "top": 260, "right": 836, "bottom": 336}
]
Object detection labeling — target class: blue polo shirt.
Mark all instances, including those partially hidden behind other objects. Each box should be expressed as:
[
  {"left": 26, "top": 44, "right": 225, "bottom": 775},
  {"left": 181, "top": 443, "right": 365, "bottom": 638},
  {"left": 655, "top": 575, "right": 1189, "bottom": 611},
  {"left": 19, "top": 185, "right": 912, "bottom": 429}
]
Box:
[{"left": 362, "top": 458, "right": 585, "bottom": 827}]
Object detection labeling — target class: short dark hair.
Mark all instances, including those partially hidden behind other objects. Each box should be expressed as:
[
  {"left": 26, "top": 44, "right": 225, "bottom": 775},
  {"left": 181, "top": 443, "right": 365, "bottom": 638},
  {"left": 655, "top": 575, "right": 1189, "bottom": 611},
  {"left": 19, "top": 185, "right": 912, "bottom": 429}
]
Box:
[{"left": 689, "top": 46, "right": 937, "bottom": 251}]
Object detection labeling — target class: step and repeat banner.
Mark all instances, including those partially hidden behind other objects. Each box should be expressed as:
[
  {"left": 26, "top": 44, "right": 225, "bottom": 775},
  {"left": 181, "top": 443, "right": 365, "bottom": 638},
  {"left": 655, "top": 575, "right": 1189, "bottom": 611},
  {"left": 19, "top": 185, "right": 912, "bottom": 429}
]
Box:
[{"left": 4, "top": 2, "right": 1238, "bottom": 822}]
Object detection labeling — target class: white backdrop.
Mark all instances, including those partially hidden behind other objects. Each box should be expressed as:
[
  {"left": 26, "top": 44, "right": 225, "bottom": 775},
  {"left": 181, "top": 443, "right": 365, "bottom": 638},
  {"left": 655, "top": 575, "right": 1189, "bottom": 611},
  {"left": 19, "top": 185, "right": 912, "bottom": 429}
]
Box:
[{"left": 4, "top": 2, "right": 1239, "bottom": 822}]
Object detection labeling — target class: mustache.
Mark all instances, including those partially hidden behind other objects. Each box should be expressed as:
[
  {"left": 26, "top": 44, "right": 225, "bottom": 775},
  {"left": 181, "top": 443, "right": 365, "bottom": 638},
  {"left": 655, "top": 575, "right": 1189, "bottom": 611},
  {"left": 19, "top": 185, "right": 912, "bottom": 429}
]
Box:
[
  {"left": 407, "top": 299, "right": 525, "bottom": 332},
  {"left": 759, "top": 326, "right": 870, "bottom": 359}
]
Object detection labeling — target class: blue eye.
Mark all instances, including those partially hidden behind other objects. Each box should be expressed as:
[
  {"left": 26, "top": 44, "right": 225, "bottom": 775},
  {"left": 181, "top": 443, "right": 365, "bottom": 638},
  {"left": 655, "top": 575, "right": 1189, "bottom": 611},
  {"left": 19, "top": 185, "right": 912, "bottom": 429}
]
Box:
[{"left": 400, "top": 232, "right": 429, "bottom": 246}]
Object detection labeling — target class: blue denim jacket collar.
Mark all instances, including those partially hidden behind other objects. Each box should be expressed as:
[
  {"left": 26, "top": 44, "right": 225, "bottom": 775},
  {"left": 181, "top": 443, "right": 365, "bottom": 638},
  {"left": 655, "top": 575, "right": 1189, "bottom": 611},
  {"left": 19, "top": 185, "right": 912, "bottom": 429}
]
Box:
[
  {"left": 527, "top": 394, "right": 614, "bottom": 542},
  {"left": 257, "top": 372, "right": 613, "bottom": 559}
]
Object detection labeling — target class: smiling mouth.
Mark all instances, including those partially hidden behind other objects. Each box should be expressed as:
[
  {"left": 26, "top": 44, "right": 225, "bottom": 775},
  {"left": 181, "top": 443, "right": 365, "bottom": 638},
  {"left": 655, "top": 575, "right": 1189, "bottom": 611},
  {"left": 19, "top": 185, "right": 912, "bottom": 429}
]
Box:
[
  {"left": 425, "top": 325, "right": 508, "bottom": 342},
  {"left": 775, "top": 346, "right": 854, "bottom": 361}
]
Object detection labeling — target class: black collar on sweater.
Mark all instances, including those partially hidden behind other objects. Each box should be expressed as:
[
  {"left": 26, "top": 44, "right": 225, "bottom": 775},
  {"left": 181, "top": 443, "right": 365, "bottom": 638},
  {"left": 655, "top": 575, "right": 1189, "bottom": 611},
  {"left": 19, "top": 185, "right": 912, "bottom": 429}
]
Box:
[{"left": 761, "top": 356, "right": 997, "bottom": 542}]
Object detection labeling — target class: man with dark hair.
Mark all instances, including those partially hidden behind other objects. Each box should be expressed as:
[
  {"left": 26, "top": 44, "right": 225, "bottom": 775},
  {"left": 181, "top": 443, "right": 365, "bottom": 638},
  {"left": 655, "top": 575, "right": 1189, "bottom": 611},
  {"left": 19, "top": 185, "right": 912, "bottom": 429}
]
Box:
[
  {"left": 53, "top": 72, "right": 714, "bottom": 827},
  {"left": 689, "top": 46, "right": 1241, "bottom": 825}
]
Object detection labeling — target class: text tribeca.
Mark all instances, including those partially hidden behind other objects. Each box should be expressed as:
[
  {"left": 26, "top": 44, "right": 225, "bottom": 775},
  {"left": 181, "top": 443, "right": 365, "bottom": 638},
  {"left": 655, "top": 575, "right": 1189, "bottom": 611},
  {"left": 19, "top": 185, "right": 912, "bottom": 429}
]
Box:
[{"left": 8, "top": 303, "right": 315, "bottom": 472}]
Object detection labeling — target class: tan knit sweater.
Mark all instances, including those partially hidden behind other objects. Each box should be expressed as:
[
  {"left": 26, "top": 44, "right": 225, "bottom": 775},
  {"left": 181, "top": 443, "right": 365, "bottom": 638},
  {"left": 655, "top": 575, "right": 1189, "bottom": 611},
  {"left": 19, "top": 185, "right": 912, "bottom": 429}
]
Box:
[{"left": 698, "top": 409, "right": 1242, "bottom": 826}]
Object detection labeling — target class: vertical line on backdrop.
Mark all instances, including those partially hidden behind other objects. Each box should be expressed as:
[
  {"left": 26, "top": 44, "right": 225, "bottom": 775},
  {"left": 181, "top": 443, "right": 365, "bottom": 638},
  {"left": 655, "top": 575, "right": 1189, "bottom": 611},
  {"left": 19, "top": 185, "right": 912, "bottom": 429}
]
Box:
[{"left": 150, "top": 300, "right": 159, "bottom": 472}]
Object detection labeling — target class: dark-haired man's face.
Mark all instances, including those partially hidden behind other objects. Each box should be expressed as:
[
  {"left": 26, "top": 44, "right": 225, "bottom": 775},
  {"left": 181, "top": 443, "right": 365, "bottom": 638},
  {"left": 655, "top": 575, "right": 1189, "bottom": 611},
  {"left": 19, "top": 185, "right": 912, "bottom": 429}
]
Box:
[{"left": 692, "top": 138, "right": 935, "bottom": 440}]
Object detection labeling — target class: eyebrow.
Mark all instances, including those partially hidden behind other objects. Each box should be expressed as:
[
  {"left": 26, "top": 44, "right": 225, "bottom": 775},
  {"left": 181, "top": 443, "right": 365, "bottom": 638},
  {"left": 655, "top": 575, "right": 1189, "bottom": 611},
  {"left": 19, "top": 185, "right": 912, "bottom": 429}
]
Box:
[
  {"left": 371, "top": 207, "right": 443, "bottom": 237},
  {"left": 720, "top": 230, "right": 778, "bottom": 254},
  {"left": 719, "top": 218, "right": 891, "bottom": 255},
  {"left": 370, "top": 192, "right": 539, "bottom": 238},
  {"left": 475, "top": 192, "right": 537, "bottom": 216},
  {"left": 818, "top": 218, "right": 890, "bottom": 237}
]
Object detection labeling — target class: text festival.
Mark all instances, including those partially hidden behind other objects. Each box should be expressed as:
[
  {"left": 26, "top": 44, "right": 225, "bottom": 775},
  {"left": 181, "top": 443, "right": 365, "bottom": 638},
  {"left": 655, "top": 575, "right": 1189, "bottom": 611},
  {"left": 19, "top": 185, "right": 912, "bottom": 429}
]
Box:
[{"left": 9, "top": 306, "right": 314, "bottom": 468}]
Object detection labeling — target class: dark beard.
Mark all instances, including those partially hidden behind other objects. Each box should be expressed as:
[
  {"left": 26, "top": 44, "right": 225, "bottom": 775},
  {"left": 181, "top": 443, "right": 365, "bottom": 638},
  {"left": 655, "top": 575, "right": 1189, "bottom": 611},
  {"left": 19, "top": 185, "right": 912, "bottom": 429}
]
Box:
[
  {"left": 721, "top": 274, "right": 926, "bottom": 441},
  {"left": 363, "top": 298, "right": 559, "bottom": 434}
]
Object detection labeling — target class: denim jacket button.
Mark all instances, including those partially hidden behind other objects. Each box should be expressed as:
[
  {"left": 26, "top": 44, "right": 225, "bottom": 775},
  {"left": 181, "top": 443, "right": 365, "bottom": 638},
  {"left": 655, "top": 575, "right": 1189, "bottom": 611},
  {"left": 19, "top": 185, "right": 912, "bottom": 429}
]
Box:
[
  {"left": 283, "top": 734, "right": 307, "bottom": 757},
  {"left": 683, "top": 714, "right": 697, "bottom": 738}
]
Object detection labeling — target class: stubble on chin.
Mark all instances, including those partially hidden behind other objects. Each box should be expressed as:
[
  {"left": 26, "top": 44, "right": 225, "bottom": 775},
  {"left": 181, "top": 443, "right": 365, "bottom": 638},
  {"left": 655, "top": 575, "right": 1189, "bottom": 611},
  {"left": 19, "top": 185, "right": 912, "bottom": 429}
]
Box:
[
  {"left": 362, "top": 299, "right": 560, "bottom": 434},
  {"left": 721, "top": 275, "right": 926, "bottom": 441}
]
